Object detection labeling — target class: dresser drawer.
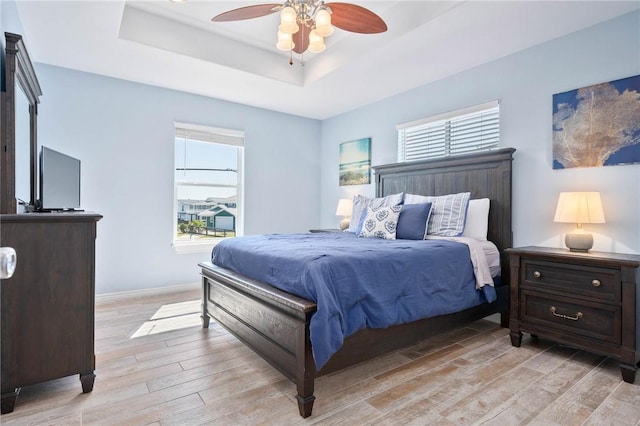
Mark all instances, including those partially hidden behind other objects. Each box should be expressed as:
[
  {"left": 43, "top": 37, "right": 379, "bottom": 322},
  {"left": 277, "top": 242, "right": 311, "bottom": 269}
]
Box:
[
  {"left": 522, "top": 260, "right": 620, "bottom": 303},
  {"left": 520, "top": 291, "right": 621, "bottom": 344}
]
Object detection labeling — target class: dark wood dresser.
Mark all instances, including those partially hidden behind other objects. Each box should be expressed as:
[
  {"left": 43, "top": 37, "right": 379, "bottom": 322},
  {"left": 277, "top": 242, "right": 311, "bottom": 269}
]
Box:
[
  {"left": 0, "top": 212, "right": 102, "bottom": 413},
  {"left": 507, "top": 246, "right": 640, "bottom": 383}
]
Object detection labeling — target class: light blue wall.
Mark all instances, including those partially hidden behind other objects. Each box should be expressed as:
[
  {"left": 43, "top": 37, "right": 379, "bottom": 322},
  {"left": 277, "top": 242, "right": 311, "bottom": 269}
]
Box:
[
  {"left": 1, "top": 0, "right": 28, "bottom": 197},
  {"left": 1, "top": 0, "right": 26, "bottom": 83},
  {"left": 36, "top": 64, "right": 321, "bottom": 294},
  {"left": 321, "top": 10, "right": 640, "bottom": 255},
  {"left": 4, "top": 2, "right": 640, "bottom": 295},
  {"left": 1, "top": 0, "right": 23, "bottom": 36}
]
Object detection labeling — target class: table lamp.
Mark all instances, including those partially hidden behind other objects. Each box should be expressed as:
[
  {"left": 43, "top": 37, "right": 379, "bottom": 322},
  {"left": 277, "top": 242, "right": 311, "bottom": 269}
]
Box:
[
  {"left": 553, "top": 192, "right": 605, "bottom": 252},
  {"left": 335, "top": 198, "right": 353, "bottom": 231}
]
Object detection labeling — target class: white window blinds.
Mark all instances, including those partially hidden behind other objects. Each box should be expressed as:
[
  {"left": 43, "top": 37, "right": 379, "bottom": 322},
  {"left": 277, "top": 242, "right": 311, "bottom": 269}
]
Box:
[{"left": 397, "top": 101, "right": 499, "bottom": 162}]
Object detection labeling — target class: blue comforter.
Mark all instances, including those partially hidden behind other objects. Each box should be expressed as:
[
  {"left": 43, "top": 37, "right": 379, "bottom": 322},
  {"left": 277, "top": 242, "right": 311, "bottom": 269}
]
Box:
[{"left": 211, "top": 232, "right": 494, "bottom": 370}]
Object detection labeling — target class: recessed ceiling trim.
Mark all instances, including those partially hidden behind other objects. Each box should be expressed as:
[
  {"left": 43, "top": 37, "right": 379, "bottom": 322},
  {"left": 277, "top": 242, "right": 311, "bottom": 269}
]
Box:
[{"left": 119, "top": 4, "right": 304, "bottom": 86}]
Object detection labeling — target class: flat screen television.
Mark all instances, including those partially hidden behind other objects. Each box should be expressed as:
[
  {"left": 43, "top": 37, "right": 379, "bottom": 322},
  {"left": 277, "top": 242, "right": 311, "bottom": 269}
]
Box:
[{"left": 38, "top": 146, "right": 81, "bottom": 211}]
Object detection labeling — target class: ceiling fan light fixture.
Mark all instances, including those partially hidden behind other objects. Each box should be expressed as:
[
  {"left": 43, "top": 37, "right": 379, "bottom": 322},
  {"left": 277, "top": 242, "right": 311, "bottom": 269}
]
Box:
[
  {"left": 212, "top": 1, "right": 387, "bottom": 60},
  {"left": 276, "top": 31, "right": 295, "bottom": 51},
  {"left": 307, "top": 29, "right": 326, "bottom": 53},
  {"left": 314, "top": 8, "right": 334, "bottom": 37},
  {"left": 279, "top": 6, "right": 299, "bottom": 34}
]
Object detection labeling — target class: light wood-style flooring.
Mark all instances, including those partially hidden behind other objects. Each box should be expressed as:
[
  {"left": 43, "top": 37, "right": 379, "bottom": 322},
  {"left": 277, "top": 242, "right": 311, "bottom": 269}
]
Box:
[{"left": 2, "top": 284, "right": 639, "bottom": 425}]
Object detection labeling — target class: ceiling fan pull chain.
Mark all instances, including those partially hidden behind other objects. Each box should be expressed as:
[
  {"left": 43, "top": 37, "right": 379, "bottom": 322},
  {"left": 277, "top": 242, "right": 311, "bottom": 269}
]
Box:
[
  {"left": 300, "top": 22, "right": 305, "bottom": 66},
  {"left": 289, "top": 49, "right": 293, "bottom": 66}
]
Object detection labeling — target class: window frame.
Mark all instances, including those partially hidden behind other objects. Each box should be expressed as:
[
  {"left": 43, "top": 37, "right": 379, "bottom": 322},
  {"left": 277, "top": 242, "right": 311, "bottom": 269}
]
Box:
[
  {"left": 397, "top": 100, "right": 500, "bottom": 162},
  {"left": 173, "top": 122, "right": 244, "bottom": 254}
]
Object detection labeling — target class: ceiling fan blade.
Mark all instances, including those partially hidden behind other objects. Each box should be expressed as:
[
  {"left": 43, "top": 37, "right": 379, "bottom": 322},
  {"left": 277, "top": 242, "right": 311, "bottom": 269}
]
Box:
[
  {"left": 212, "top": 4, "right": 280, "bottom": 22},
  {"left": 292, "top": 22, "right": 312, "bottom": 54},
  {"left": 327, "top": 3, "right": 387, "bottom": 34}
]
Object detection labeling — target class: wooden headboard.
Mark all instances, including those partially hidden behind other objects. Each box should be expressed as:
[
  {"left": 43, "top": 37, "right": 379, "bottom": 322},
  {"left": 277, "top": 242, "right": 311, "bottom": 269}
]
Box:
[{"left": 373, "top": 148, "right": 515, "bottom": 282}]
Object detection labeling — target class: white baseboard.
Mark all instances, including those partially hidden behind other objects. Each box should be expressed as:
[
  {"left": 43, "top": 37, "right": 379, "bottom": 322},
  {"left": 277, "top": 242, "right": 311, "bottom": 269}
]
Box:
[{"left": 96, "top": 282, "right": 200, "bottom": 304}]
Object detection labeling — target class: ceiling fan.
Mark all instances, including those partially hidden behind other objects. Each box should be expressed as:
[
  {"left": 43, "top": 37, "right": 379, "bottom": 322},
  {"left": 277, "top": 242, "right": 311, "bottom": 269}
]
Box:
[{"left": 211, "top": 1, "right": 387, "bottom": 63}]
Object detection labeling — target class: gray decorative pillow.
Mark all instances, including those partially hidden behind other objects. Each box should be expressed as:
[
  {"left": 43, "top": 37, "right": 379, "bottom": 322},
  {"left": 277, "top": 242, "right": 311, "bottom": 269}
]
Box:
[
  {"left": 349, "top": 192, "right": 404, "bottom": 233},
  {"left": 404, "top": 192, "right": 471, "bottom": 237},
  {"left": 358, "top": 205, "right": 402, "bottom": 240}
]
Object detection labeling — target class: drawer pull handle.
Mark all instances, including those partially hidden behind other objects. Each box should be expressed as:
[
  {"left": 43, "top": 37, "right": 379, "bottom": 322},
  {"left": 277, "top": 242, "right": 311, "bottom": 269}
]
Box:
[
  {"left": 533, "top": 271, "right": 541, "bottom": 278},
  {"left": 592, "top": 279, "right": 601, "bottom": 287},
  {"left": 550, "top": 306, "right": 583, "bottom": 321}
]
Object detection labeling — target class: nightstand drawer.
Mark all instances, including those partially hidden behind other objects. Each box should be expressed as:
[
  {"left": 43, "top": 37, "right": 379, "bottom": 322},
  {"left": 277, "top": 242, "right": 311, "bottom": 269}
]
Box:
[
  {"left": 522, "top": 260, "right": 620, "bottom": 303},
  {"left": 521, "top": 292, "right": 621, "bottom": 344}
]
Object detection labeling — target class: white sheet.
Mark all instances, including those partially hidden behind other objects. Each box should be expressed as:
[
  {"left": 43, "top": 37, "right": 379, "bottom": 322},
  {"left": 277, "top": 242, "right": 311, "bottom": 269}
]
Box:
[
  {"left": 425, "top": 236, "right": 499, "bottom": 289},
  {"left": 479, "top": 240, "right": 501, "bottom": 277}
]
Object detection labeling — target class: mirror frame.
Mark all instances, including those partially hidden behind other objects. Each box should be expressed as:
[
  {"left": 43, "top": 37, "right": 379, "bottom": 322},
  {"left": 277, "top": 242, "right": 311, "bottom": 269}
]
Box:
[{"left": 1, "top": 32, "right": 42, "bottom": 214}]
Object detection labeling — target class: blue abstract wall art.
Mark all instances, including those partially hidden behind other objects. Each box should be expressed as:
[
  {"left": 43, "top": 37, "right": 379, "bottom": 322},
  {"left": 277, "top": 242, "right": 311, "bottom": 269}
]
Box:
[{"left": 553, "top": 74, "right": 640, "bottom": 169}]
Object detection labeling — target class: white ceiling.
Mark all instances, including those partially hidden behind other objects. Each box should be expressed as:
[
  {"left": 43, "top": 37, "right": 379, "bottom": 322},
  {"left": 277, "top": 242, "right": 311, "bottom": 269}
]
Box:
[{"left": 15, "top": 1, "right": 640, "bottom": 120}]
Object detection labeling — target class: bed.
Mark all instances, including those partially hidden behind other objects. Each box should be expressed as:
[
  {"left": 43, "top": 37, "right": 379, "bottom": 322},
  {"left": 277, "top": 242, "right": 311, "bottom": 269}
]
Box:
[{"left": 199, "top": 147, "right": 515, "bottom": 418}]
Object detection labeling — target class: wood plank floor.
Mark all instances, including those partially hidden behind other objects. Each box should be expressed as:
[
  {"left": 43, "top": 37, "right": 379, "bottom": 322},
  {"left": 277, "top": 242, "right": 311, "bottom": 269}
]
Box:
[{"left": 2, "top": 284, "right": 639, "bottom": 425}]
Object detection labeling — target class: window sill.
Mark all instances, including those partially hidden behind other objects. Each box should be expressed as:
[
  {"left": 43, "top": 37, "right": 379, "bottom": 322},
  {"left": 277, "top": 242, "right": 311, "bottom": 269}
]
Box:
[{"left": 172, "top": 239, "right": 223, "bottom": 254}]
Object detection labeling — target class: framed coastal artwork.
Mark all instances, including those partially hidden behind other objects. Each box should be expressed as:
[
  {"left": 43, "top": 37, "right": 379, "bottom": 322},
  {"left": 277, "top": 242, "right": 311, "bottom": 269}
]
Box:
[
  {"left": 339, "top": 138, "right": 371, "bottom": 186},
  {"left": 552, "top": 74, "right": 640, "bottom": 169}
]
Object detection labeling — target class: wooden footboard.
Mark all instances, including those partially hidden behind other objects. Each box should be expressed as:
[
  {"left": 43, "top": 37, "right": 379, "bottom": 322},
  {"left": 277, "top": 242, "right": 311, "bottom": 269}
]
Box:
[
  {"left": 200, "top": 261, "right": 317, "bottom": 417},
  {"left": 200, "top": 261, "right": 509, "bottom": 417}
]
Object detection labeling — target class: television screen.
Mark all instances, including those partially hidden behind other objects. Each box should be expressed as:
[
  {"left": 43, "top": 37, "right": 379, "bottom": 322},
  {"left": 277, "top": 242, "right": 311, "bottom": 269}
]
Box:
[{"left": 39, "top": 146, "right": 81, "bottom": 211}]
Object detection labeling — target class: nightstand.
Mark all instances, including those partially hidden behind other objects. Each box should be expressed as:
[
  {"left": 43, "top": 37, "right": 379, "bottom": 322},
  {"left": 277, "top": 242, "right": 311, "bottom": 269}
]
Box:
[
  {"left": 309, "top": 229, "right": 342, "bottom": 233},
  {"left": 507, "top": 246, "right": 640, "bottom": 383}
]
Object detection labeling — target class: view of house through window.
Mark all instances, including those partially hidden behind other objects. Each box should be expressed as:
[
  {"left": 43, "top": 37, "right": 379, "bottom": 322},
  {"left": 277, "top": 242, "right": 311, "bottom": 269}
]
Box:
[{"left": 174, "top": 124, "right": 243, "bottom": 248}]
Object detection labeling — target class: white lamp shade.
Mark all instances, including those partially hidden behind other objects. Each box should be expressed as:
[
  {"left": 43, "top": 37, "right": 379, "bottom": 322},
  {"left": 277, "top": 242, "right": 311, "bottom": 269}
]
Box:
[
  {"left": 308, "top": 30, "right": 326, "bottom": 53},
  {"left": 336, "top": 198, "right": 353, "bottom": 216},
  {"left": 276, "top": 31, "right": 295, "bottom": 51},
  {"left": 554, "top": 192, "right": 605, "bottom": 225},
  {"left": 314, "top": 8, "right": 334, "bottom": 37},
  {"left": 279, "top": 6, "right": 299, "bottom": 34}
]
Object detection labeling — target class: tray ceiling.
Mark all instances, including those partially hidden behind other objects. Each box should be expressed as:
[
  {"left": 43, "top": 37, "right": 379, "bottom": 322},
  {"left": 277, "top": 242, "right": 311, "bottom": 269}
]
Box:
[{"left": 15, "top": 1, "right": 640, "bottom": 119}]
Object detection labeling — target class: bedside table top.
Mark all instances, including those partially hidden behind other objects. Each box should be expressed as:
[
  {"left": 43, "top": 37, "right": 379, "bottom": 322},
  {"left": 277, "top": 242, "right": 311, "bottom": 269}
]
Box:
[
  {"left": 506, "top": 246, "right": 640, "bottom": 267},
  {"left": 309, "top": 228, "right": 343, "bottom": 233}
]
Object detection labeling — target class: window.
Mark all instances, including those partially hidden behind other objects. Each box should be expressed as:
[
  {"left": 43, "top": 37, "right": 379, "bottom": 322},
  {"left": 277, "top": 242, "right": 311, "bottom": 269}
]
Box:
[
  {"left": 397, "top": 100, "right": 499, "bottom": 162},
  {"left": 174, "top": 123, "right": 244, "bottom": 252}
]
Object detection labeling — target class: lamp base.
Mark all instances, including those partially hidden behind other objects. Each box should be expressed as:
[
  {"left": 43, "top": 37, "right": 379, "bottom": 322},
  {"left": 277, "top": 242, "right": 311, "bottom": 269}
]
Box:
[
  {"left": 565, "top": 231, "right": 593, "bottom": 252},
  {"left": 339, "top": 217, "right": 350, "bottom": 231}
]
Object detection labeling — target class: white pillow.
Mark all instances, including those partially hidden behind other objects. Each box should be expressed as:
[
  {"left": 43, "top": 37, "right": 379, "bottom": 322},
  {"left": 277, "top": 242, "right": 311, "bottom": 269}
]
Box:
[
  {"left": 462, "top": 198, "right": 490, "bottom": 241},
  {"left": 404, "top": 192, "right": 470, "bottom": 237},
  {"left": 358, "top": 205, "right": 402, "bottom": 240},
  {"left": 348, "top": 193, "right": 403, "bottom": 233}
]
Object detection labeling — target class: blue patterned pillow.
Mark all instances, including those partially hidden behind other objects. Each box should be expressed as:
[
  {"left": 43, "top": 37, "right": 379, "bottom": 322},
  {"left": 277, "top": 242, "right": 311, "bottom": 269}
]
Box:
[
  {"left": 396, "top": 202, "right": 432, "bottom": 240},
  {"left": 404, "top": 192, "right": 470, "bottom": 237},
  {"left": 349, "top": 192, "right": 404, "bottom": 233},
  {"left": 358, "top": 205, "right": 402, "bottom": 240}
]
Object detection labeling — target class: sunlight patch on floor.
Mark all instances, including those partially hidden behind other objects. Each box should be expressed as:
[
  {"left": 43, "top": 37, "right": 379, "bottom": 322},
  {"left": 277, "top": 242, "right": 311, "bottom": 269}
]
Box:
[{"left": 131, "top": 299, "right": 201, "bottom": 338}]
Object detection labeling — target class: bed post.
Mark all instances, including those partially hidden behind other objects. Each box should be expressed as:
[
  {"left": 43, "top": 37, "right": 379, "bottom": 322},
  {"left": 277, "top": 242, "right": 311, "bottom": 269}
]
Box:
[
  {"left": 296, "top": 313, "right": 316, "bottom": 417},
  {"left": 201, "top": 274, "right": 210, "bottom": 328}
]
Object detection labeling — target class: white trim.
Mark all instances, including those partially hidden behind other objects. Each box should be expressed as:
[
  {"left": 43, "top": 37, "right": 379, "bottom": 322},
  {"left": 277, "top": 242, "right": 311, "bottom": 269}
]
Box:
[
  {"left": 174, "top": 122, "right": 244, "bottom": 137},
  {"left": 235, "top": 146, "right": 245, "bottom": 236},
  {"left": 396, "top": 100, "right": 499, "bottom": 130},
  {"left": 176, "top": 182, "right": 238, "bottom": 188},
  {"left": 175, "top": 122, "right": 244, "bottom": 147},
  {"left": 172, "top": 238, "right": 225, "bottom": 254},
  {"left": 173, "top": 123, "right": 244, "bottom": 247},
  {"left": 95, "top": 282, "right": 200, "bottom": 304}
]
